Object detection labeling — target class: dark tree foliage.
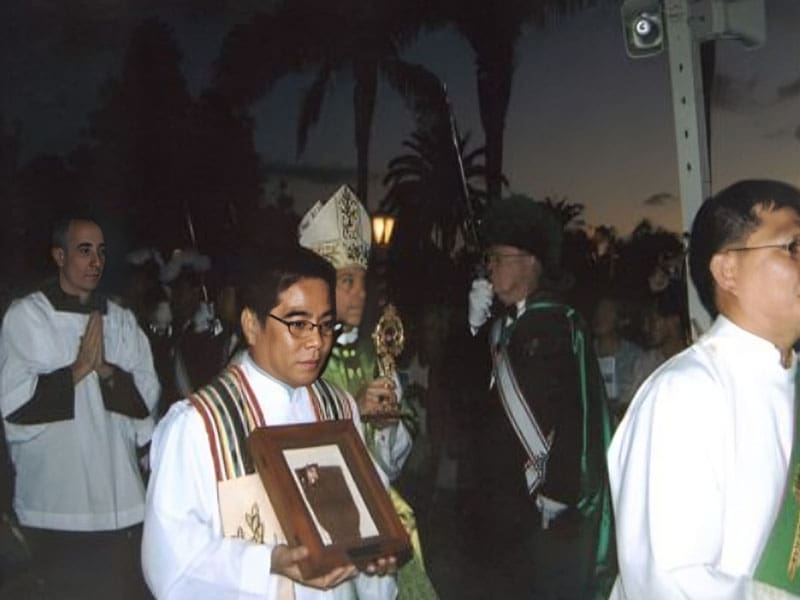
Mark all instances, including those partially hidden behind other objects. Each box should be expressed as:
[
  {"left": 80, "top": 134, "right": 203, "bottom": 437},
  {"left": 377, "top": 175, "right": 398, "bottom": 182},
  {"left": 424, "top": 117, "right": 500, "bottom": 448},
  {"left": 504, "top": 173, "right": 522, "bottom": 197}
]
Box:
[
  {"left": 80, "top": 18, "right": 194, "bottom": 254},
  {"left": 617, "top": 220, "right": 684, "bottom": 288},
  {"left": 543, "top": 196, "right": 585, "bottom": 228},
  {"left": 12, "top": 156, "right": 80, "bottom": 271},
  {"left": 0, "top": 120, "right": 62, "bottom": 306},
  {"left": 381, "top": 127, "right": 491, "bottom": 257},
  {"left": 214, "top": 0, "right": 444, "bottom": 203},
  {"left": 440, "top": 0, "right": 596, "bottom": 203},
  {"left": 75, "top": 18, "right": 262, "bottom": 260},
  {"left": 255, "top": 179, "right": 301, "bottom": 253},
  {"left": 182, "top": 92, "right": 263, "bottom": 258},
  {"left": 377, "top": 100, "right": 494, "bottom": 320}
]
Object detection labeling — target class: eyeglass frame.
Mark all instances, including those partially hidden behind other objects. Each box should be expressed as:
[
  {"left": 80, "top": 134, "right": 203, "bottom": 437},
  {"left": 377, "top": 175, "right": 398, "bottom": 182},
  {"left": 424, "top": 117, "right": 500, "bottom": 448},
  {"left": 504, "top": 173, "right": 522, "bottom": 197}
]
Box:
[
  {"left": 268, "top": 313, "right": 339, "bottom": 338},
  {"left": 726, "top": 238, "right": 800, "bottom": 258}
]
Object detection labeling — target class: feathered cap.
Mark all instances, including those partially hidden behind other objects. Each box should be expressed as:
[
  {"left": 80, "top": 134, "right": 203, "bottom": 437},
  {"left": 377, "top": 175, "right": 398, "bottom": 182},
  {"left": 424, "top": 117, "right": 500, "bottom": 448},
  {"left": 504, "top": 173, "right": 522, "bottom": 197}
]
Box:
[
  {"left": 158, "top": 248, "right": 212, "bottom": 284},
  {"left": 481, "top": 194, "right": 563, "bottom": 279},
  {"left": 298, "top": 185, "right": 371, "bottom": 270}
]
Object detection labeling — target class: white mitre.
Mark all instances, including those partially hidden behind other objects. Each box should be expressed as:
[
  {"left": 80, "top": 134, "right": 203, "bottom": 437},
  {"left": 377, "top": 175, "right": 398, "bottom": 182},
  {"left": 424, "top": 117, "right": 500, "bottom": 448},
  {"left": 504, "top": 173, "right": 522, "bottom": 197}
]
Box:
[{"left": 298, "top": 184, "right": 371, "bottom": 270}]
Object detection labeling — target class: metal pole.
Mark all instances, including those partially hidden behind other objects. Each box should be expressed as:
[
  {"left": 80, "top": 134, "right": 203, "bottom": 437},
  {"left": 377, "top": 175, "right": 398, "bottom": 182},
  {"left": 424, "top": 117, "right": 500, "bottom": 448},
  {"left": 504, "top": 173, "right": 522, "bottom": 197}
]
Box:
[{"left": 664, "top": 0, "right": 712, "bottom": 334}]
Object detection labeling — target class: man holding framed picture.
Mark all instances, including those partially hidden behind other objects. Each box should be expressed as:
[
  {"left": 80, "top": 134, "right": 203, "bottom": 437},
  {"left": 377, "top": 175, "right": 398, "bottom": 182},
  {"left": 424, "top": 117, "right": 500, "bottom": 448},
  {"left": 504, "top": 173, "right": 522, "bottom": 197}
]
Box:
[{"left": 141, "top": 247, "right": 397, "bottom": 599}]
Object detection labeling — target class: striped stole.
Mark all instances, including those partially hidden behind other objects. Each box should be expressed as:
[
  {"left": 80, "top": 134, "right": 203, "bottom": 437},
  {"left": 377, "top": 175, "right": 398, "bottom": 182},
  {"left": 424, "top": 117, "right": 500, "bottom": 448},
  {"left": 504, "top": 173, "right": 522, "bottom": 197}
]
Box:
[
  {"left": 190, "top": 366, "right": 354, "bottom": 482},
  {"left": 309, "top": 378, "right": 354, "bottom": 423},
  {"left": 189, "top": 368, "right": 356, "bottom": 600}
]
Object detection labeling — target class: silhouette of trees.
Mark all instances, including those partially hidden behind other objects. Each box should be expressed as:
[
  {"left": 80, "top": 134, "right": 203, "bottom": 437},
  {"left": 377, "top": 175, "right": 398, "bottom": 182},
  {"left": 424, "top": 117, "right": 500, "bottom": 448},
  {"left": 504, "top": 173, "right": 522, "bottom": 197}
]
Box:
[
  {"left": 0, "top": 117, "right": 51, "bottom": 303},
  {"left": 79, "top": 18, "right": 193, "bottom": 253},
  {"left": 615, "top": 220, "right": 685, "bottom": 295},
  {"left": 0, "top": 115, "right": 19, "bottom": 193},
  {"left": 74, "top": 18, "right": 262, "bottom": 258},
  {"left": 214, "top": 0, "right": 443, "bottom": 203},
  {"left": 257, "top": 179, "right": 301, "bottom": 252},
  {"left": 381, "top": 125, "right": 490, "bottom": 257},
  {"left": 182, "top": 92, "right": 263, "bottom": 257},
  {"left": 543, "top": 196, "right": 585, "bottom": 228},
  {"left": 442, "top": 0, "right": 596, "bottom": 203}
]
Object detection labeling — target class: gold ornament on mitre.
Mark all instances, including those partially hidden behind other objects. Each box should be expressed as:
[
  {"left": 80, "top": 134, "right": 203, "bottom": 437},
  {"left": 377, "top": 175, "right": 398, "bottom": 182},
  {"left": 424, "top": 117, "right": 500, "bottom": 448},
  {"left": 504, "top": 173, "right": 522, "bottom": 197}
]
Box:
[
  {"left": 298, "top": 184, "right": 371, "bottom": 270},
  {"left": 372, "top": 303, "right": 405, "bottom": 380}
]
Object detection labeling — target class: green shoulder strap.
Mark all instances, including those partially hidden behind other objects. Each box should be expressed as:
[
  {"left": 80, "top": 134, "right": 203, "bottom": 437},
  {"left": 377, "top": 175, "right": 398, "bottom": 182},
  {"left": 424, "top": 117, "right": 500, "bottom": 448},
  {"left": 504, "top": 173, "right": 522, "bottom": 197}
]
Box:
[{"left": 754, "top": 378, "right": 800, "bottom": 594}]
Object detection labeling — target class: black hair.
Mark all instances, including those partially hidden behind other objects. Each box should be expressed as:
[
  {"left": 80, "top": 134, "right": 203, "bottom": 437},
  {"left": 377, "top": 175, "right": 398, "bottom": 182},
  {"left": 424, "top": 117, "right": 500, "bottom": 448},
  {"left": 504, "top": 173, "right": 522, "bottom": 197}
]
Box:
[
  {"left": 51, "top": 215, "right": 101, "bottom": 250},
  {"left": 238, "top": 245, "right": 336, "bottom": 325},
  {"left": 689, "top": 179, "right": 800, "bottom": 318}
]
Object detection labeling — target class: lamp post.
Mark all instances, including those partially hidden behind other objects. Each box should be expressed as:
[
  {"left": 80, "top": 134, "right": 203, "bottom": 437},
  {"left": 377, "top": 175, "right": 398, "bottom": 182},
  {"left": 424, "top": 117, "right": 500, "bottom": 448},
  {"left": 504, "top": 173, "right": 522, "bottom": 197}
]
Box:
[
  {"left": 370, "top": 213, "right": 396, "bottom": 307},
  {"left": 371, "top": 213, "right": 396, "bottom": 249}
]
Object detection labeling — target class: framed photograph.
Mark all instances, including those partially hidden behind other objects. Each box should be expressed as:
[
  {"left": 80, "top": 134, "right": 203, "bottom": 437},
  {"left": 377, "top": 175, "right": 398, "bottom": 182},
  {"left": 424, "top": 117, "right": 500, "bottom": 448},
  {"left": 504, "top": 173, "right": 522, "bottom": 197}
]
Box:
[{"left": 248, "top": 420, "right": 411, "bottom": 579}]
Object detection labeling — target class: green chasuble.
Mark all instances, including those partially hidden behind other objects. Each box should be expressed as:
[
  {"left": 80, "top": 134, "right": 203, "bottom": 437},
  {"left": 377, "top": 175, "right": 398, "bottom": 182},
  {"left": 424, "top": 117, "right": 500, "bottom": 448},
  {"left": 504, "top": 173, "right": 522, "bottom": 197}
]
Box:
[
  {"left": 754, "top": 374, "right": 800, "bottom": 596},
  {"left": 324, "top": 337, "right": 375, "bottom": 407},
  {"left": 323, "top": 335, "right": 437, "bottom": 600},
  {"left": 324, "top": 336, "right": 421, "bottom": 448}
]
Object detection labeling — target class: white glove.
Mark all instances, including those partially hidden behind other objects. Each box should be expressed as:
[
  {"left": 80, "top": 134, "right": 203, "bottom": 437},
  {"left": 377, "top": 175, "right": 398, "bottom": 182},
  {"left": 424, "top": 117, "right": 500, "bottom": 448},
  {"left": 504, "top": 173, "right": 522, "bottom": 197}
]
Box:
[
  {"left": 192, "top": 302, "right": 215, "bottom": 333},
  {"left": 468, "top": 278, "right": 493, "bottom": 335},
  {"left": 151, "top": 300, "right": 172, "bottom": 335}
]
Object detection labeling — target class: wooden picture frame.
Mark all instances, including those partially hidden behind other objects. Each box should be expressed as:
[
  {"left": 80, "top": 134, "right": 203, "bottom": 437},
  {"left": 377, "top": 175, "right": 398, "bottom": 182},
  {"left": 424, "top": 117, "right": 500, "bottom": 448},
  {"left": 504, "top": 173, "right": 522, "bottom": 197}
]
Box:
[{"left": 248, "top": 420, "right": 411, "bottom": 579}]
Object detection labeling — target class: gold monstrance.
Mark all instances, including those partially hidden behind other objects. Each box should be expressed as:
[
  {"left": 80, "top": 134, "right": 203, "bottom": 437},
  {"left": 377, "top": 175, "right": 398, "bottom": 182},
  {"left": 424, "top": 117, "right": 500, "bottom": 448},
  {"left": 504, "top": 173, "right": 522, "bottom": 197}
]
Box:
[
  {"left": 372, "top": 303, "right": 405, "bottom": 379},
  {"left": 361, "top": 304, "right": 405, "bottom": 423}
]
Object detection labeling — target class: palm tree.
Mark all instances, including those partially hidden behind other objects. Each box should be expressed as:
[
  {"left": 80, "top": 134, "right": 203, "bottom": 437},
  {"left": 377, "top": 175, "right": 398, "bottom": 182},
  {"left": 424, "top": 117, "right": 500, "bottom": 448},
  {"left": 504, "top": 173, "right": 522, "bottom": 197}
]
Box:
[
  {"left": 214, "top": 0, "right": 444, "bottom": 203},
  {"left": 442, "top": 0, "right": 595, "bottom": 203},
  {"left": 381, "top": 123, "right": 494, "bottom": 256},
  {"left": 543, "top": 196, "right": 585, "bottom": 229}
]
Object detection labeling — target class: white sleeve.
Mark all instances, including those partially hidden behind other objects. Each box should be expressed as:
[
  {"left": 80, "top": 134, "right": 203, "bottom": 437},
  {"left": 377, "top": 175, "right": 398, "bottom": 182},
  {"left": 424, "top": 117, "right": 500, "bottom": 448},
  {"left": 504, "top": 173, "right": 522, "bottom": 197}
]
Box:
[
  {"left": 368, "top": 373, "right": 413, "bottom": 482},
  {"left": 0, "top": 299, "right": 63, "bottom": 441},
  {"left": 141, "top": 402, "right": 277, "bottom": 600},
  {"left": 105, "top": 306, "right": 160, "bottom": 413},
  {"left": 370, "top": 423, "right": 413, "bottom": 483},
  {"left": 143, "top": 401, "right": 398, "bottom": 600},
  {"left": 608, "top": 363, "right": 748, "bottom": 599},
  {"left": 352, "top": 571, "right": 399, "bottom": 600}
]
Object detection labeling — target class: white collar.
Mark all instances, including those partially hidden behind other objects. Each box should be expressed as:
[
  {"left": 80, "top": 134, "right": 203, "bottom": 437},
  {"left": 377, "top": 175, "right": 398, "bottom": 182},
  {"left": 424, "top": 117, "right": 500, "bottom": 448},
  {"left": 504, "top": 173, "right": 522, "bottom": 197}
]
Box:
[
  {"left": 707, "top": 315, "right": 796, "bottom": 371},
  {"left": 336, "top": 327, "right": 360, "bottom": 345},
  {"left": 241, "top": 352, "right": 296, "bottom": 397}
]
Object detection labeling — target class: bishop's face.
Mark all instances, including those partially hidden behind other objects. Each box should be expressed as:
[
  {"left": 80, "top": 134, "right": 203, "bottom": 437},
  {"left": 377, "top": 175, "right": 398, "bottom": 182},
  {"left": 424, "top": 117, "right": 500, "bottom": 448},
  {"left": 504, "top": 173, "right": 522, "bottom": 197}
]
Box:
[{"left": 336, "top": 266, "right": 367, "bottom": 331}]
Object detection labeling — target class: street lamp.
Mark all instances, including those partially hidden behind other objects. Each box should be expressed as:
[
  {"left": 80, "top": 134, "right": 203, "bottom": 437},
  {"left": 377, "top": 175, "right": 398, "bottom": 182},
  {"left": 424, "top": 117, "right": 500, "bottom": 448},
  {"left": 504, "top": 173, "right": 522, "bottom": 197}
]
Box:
[{"left": 371, "top": 213, "right": 396, "bottom": 249}]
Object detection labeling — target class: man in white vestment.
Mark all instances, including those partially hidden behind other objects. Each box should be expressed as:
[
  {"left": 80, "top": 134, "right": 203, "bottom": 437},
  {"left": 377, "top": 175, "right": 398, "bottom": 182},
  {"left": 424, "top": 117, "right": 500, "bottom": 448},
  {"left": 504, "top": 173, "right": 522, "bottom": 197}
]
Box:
[
  {"left": 608, "top": 180, "right": 800, "bottom": 599},
  {"left": 0, "top": 216, "right": 160, "bottom": 598},
  {"left": 142, "top": 246, "right": 398, "bottom": 600}
]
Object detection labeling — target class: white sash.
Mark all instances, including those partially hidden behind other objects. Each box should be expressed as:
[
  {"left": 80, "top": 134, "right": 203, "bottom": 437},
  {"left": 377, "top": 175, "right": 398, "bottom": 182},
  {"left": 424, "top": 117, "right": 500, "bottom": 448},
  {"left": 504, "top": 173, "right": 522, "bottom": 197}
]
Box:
[{"left": 491, "top": 320, "right": 552, "bottom": 495}]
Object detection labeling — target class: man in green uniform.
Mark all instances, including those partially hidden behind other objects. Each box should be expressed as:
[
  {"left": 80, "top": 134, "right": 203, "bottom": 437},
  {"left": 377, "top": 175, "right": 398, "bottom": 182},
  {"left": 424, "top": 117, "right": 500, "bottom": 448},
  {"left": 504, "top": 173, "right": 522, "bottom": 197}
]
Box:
[{"left": 467, "top": 195, "right": 616, "bottom": 599}]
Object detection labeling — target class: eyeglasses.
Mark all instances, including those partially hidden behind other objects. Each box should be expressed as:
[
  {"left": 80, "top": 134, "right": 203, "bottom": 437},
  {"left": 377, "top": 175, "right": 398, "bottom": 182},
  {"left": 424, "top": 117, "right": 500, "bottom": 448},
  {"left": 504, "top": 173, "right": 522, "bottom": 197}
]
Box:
[
  {"left": 726, "top": 238, "right": 800, "bottom": 259},
  {"left": 483, "top": 252, "right": 530, "bottom": 265},
  {"left": 268, "top": 314, "right": 338, "bottom": 338}
]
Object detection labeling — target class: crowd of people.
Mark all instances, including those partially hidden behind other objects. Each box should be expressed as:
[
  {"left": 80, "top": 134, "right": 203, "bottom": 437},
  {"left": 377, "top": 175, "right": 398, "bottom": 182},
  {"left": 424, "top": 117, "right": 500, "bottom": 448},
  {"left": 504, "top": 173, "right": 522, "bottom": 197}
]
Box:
[{"left": 2, "top": 178, "right": 800, "bottom": 599}]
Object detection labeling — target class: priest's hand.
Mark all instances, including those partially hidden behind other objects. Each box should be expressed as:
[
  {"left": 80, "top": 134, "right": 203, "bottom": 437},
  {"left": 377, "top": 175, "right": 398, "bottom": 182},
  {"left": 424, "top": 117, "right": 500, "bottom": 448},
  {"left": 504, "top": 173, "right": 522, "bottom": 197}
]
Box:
[
  {"left": 270, "top": 545, "right": 356, "bottom": 589},
  {"left": 358, "top": 377, "right": 399, "bottom": 429},
  {"left": 362, "top": 554, "right": 398, "bottom": 577},
  {"left": 93, "top": 316, "right": 115, "bottom": 381},
  {"left": 72, "top": 311, "right": 104, "bottom": 384}
]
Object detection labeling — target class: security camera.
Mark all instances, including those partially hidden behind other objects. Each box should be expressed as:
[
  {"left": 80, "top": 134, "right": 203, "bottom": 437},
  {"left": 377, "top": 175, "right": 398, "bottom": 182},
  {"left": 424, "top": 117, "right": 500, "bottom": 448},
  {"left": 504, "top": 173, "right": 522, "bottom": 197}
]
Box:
[{"left": 622, "top": 0, "right": 665, "bottom": 58}]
